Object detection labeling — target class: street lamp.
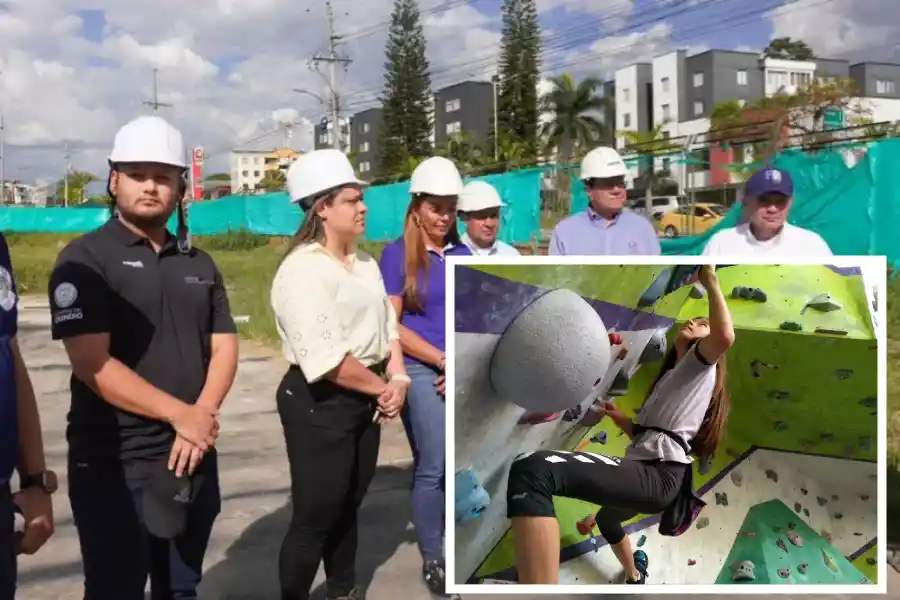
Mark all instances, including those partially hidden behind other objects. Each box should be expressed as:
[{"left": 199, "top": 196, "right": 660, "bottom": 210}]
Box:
[
  {"left": 293, "top": 88, "right": 325, "bottom": 104},
  {"left": 492, "top": 74, "right": 499, "bottom": 162}
]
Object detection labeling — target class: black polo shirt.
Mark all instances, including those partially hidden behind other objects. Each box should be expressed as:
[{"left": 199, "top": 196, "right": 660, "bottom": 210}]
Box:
[{"left": 48, "top": 218, "right": 237, "bottom": 462}]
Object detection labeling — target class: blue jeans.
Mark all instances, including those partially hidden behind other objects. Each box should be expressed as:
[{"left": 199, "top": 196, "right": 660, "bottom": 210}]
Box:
[
  {"left": 68, "top": 453, "right": 221, "bottom": 600},
  {"left": 402, "top": 362, "right": 446, "bottom": 562},
  {"left": 0, "top": 483, "right": 14, "bottom": 600}
]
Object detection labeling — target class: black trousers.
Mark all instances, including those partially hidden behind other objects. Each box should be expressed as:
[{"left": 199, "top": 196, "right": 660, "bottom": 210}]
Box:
[
  {"left": 276, "top": 365, "right": 381, "bottom": 600},
  {"left": 506, "top": 450, "right": 687, "bottom": 545}
]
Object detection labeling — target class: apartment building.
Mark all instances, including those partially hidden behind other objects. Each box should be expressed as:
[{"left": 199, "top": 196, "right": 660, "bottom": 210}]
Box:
[
  {"left": 614, "top": 49, "right": 900, "bottom": 193},
  {"left": 229, "top": 149, "right": 270, "bottom": 192},
  {"left": 433, "top": 80, "right": 494, "bottom": 147},
  {"left": 349, "top": 107, "right": 383, "bottom": 179}
]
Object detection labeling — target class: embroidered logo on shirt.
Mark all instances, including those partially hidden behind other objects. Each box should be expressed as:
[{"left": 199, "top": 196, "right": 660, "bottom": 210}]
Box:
[
  {"left": 53, "top": 282, "right": 78, "bottom": 308},
  {"left": 0, "top": 266, "right": 16, "bottom": 312}
]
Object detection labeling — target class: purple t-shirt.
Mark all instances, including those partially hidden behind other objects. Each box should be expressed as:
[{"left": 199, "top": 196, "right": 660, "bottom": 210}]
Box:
[
  {"left": 379, "top": 237, "right": 471, "bottom": 365},
  {"left": 0, "top": 233, "right": 19, "bottom": 483}
]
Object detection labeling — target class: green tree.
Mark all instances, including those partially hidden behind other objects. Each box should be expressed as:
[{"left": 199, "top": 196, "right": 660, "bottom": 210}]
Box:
[
  {"left": 619, "top": 124, "right": 678, "bottom": 215},
  {"left": 539, "top": 73, "right": 612, "bottom": 164},
  {"left": 497, "top": 0, "right": 542, "bottom": 158},
  {"left": 54, "top": 170, "right": 98, "bottom": 205},
  {"left": 763, "top": 37, "right": 815, "bottom": 61},
  {"left": 437, "top": 132, "right": 486, "bottom": 176},
  {"left": 259, "top": 169, "right": 286, "bottom": 192},
  {"left": 205, "top": 172, "right": 231, "bottom": 181},
  {"left": 377, "top": 0, "right": 433, "bottom": 178}
]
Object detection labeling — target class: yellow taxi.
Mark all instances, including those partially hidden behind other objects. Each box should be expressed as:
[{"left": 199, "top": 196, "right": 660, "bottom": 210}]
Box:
[{"left": 655, "top": 202, "right": 727, "bottom": 238}]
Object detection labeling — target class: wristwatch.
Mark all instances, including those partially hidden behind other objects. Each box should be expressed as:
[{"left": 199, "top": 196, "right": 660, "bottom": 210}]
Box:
[{"left": 20, "top": 470, "right": 58, "bottom": 494}]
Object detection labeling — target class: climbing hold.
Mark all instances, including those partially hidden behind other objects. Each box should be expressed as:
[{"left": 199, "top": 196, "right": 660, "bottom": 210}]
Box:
[
  {"left": 696, "top": 517, "right": 710, "bottom": 530},
  {"left": 715, "top": 492, "right": 728, "bottom": 506},
  {"left": 798, "top": 563, "right": 809, "bottom": 575},
  {"left": 803, "top": 508, "right": 810, "bottom": 517},
  {"left": 638, "top": 270, "right": 670, "bottom": 307},
  {"left": 616, "top": 347, "right": 628, "bottom": 360},
  {"left": 793, "top": 502, "right": 802, "bottom": 513},
  {"left": 800, "top": 488, "right": 807, "bottom": 495},
  {"left": 490, "top": 288, "right": 613, "bottom": 412},
  {"left": 787, "top": 530, "right": 803, "bottom": 547},
  {"left": 867, "top": 557, "right": 877, "bottom": 566},
  {"left": 590, "top": 431, "right": 608, "bottom": 445},
  {"left": 859, "top": 396, "right": 876, "bottom": 409},
  {"left": 777, "top": 567, "right": 791, "bottom": 579},
  {"left": 855, "top": 532, "right": 863, "bottom": 536},
  {"left": 834, "top": 512, "right": 843, "bottom": 520},
  {"left": 832, "top": 494, "right": 839, "bottom": 500},
  {"left": 731, "top": 286, "right": 767, "bottom": 302},
  {"left": 861, "top": 494, "right": 870, "bottom": 501},
  {"left": 730, "top": 471, "right": 743, "bottom": 487},
  {"left": 860, "top": 577, "right": 870, "bottom": 584},
  {"left": 726, "top": 448, "right": 738, "bottom": 457},
  {"left": 689, "top": 284, "right": 705, "bottom": 299},
  {"left": 835, "top": 369, "right": 853, "bottom": 380},
  {"left": 454, "top": 469, "right": 491, "bottom": 524},
  {"left": 608, "top": 332, "right": 624, "bottom": 346},
  {"left": 821, "top": 530, "right": 833, "bottom": 543},
  {"left": 637, "top": 534, "right": 647, "bottom": 548},
  {"left": 561, "top": 404, "right": 582, "bottom": 422},
  {"left": 805, "top": 292, "right": 843, "bottom": 312},
  {"left": 606, "top": 369, "right": 630, "bottom": 397},
  {"left": 820, "top": 433, "right": 835, "bottom": 442},
  {"left": 776, "top": 539, "right": 789, "bottom": 554},
  {"left": 576, "top": 514, "right": 597, "bottom": 536},
  {"left": 774, "top": 421, "right": 788, "bottom": 431},
  {"left": 788, "top": 521, "right": 797, "bottom": 530},
  {"left": 688, "top": 558, "right": 696, "bottom": 566},
  {"left": 750, "top": 360, "right": 777, "bottom": 379},
  {"left": 859, "top": 436, "right": 874, "bottom": 451},
  {"left": 780, "top": 320, "right": 803, "bottom": 332},
  {"left": 765, "top": 469, "right": 778, "bottom": 483},
  {"left": 767, "top": 390, "right": 790, "bottom": 402},
  {"left": 822, "top": 550, "right": 838, "bottom": 572},
  {"left": 731, "top": 560, "right": 756, "bottom": 581},
  {"left": 815, "top": 327, "right": 848, "bottom": 336},
  {"left": 699, "top": 455, "right": 713, "bottom": 475},
  {"left": 639, "top": 329, "right": 667, "bottom": 363}
]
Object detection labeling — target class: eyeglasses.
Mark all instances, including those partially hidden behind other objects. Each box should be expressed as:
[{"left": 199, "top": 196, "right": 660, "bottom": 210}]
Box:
[{"left": 588, "top": 177, "right": 627, "bottom": 190}]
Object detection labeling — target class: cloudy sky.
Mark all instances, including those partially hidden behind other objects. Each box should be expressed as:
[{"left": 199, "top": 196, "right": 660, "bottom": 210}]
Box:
[{"left": 1, "top": 0, "right": 898, "bottom": 186}]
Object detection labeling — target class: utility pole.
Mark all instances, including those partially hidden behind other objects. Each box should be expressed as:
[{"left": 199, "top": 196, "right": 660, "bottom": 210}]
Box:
[
  {"left": 311, "top": 0, "right": 352, "bottom": 150},
  {"left": 142, "top": 68, "right": 172, "bottom": 113},
  {"left": 63, "top": 142, "right": 71, "bottom": 207},
  {"left": 0, "top": 114, "right": 5, "bottom": 205}
]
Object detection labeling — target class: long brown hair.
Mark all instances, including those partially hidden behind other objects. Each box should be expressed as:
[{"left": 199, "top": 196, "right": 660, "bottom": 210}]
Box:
[
  {"left": 279, "top": 189, "right": 338, "bottom": 265},
  {"left": 401, "top": 194, "right": 462, "bottom": 313},
  {"left": 646, "top": 318, "right": 730, "bottom": 459}
]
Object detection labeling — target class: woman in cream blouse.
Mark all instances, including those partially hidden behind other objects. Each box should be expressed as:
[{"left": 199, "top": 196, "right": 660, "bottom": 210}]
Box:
[{"left": 269, "top": 149, "right": 409, "bottom": 600}]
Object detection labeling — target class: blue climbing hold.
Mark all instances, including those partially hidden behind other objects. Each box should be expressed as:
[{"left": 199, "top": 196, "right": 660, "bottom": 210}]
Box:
[
  {"left": 454, "top": 469, "right": 491, "bottom": 524},
  {"left": 591, "top": 431, "right": 608, "bottom": 445}
]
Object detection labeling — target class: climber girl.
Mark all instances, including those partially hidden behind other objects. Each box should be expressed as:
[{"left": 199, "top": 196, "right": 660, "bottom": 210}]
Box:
[{"left": 506, "top": 265, "right": 734, "bottom": 585}]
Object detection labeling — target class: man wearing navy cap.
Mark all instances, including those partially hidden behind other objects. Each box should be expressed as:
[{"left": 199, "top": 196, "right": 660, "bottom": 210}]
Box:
[
  {"left": 702, "top": 166, "right": 832, "bottom": 256},
  {"left": 1, "top": 233, "right": 55, "bottom": 600}
]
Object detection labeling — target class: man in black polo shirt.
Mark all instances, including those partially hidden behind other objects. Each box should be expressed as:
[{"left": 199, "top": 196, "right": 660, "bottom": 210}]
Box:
[
  {"left": 1, "top": 233, "right": 55, "bottom": 600},
  {"left": 47, "top": 115, "right": 239, "bottom": 599}
]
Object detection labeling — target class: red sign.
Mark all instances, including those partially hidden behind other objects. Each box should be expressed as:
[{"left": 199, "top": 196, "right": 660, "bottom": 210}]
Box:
[{"left": 191, "top": 147, "right": 204, "bottom": 201}]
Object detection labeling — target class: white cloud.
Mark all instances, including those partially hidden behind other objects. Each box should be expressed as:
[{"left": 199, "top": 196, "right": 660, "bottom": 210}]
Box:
[{"left": 767, "top": 0, "right": 900, "bottom": 62}]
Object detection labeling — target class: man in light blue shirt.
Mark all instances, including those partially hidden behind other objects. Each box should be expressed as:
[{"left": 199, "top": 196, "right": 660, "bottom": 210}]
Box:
[
  {"left": 549, "top": 146, "right": 661, "bottom": 255},
  {"left": 458, "top": 180, "right": 521, "bottom": 256}
]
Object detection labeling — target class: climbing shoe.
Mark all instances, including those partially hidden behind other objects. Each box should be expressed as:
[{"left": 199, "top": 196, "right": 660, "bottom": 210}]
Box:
[
  {"left": 423, "top": 559, "right": 460, "bottom": 597},
  {"left": 327, "top": 587, "right": 364, "bottom": 600},
  {"left": 626, "top": 549, "right": 649, "bottom": 584}
]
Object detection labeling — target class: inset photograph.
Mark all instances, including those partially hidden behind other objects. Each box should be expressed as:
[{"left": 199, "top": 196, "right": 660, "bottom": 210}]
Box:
[{"left": 448, "top": 259, "right": 884, "bottom": 592}]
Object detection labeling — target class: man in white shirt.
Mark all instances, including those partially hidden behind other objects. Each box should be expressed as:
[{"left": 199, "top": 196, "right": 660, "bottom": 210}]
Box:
[
  {"left": 702, "top": 166, "right": 832, "bottom": 256},
  {"left": 458, "top": 180, "right": 521, "bottom": 256}
]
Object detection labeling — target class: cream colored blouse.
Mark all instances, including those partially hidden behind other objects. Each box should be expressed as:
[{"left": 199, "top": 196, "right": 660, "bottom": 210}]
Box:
[{"left": 270, "top": 242, "right": 400, "bottom": 383}]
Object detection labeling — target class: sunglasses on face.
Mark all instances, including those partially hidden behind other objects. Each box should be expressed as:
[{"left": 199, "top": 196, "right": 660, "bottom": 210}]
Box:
[{"left": 588, "top": 177, "right": 626, "bottom": 190}]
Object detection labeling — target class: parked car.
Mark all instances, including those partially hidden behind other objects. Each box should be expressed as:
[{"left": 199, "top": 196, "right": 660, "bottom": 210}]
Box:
[
  {"left": 656, "top": 203, "right": 727, "bottom": 238},
  {"left": 626, "top": 195, "right": 684, "bottom": 220}
]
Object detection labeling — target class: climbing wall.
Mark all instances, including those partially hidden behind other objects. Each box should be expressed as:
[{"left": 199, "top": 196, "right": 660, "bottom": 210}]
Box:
[{"left": 451, "top": 263, "right": 880, "bottom": 587}]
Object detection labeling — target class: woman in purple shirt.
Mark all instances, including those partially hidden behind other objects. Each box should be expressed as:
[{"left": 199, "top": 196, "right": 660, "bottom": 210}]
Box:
[{"left": 379, "top": 157, "right": 470, "bottom": 597}]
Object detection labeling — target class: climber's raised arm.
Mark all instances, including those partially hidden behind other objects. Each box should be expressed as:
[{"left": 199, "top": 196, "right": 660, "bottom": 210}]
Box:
[{"left": 696, "top": 266, "right": 735, "bottom": 364}]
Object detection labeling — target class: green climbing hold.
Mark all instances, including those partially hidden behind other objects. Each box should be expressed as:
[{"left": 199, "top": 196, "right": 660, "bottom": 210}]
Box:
[{"left": 780, "top": 321, "right": 803, "bottom": 332}]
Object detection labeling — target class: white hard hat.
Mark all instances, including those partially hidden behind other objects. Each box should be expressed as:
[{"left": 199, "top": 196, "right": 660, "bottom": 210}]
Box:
[
  {"left": 409, "top": 156, "right": 464, "bottom": 196},
  {"left": 580, "top": 146, "right": 627, "bottom": 180},
  {"left": 109, "top": 115, "right": 187, "bottom": 169},
  {"left": 286, "top": 149, "right": 367, "bottom": 205},
  {"left": 459, "top": 180, "right": 505, "bottom": 212}
]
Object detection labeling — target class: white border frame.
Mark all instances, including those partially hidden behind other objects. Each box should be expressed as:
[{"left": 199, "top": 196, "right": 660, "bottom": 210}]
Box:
[{"left": 444, "top": 255, "right": 888, "bottom": 595}]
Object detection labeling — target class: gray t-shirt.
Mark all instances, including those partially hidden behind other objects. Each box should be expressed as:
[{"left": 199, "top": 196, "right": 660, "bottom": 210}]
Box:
[{"left": 624, "top": 342, "right": 716, "bottom": 464}]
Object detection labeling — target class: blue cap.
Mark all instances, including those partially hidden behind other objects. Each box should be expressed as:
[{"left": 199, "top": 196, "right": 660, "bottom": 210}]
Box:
[{"left": 745, "top": 167, "right": 793, "bottom": 197}]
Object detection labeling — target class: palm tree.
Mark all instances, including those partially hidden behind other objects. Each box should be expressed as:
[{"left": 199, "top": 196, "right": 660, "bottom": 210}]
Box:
[
  {"left": 618, "top": 124, "right": 678, "bottom": 215},
  {"left": 438, "top": 131, "right": 487, "bottom": 176}
]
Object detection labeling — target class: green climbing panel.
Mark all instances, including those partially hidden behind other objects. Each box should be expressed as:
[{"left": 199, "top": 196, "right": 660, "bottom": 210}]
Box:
[{"left": 716, "top": 499, "right": 871, "bottom": 585}]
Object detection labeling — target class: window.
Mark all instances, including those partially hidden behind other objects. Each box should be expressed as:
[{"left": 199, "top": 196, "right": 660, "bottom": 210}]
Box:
[
  {"left": 661, "top": 103, "right": 671, "bottom": 121},
  {"left": 693, "top": 100, "right": 704, "bottom": 116},
  {"left": 790, "top": 71, "right": 811, "bottom": 87},
  {"left": 737, "top": 70, "right": 747, "bottom": 85},
  {"left": 662, "top": 157, "right": 671, "bottom": 170},
  {"left": 445, "top": 98, "right": 461, "bottom": 112},
  {"left": 693, "top": 72, "right": 704, "bottom": 87},
  {"left": 242, "top": 157, "right": 249, "bottom": 164},
  {"left": 319, "top": 133, "right": 328, "bottom": 144},
  {"left": 241, "top": 170, "right": 248, "bottom": 177},
  {"left": 363, "top": 123, "right": 370, "bottom": 133},
  {"left": 660, "top": 77, "right": 670, "bottom": 93},
  {"left": 623, "top": 113, "right": 631, "bottom": 128},
  {"left": 359, "top": 161, "right": 371, "bottom": 173},
  {"left": 876, "top": 79, "right": 896, "bottom": 94},
  {"left": 446, "top": 121, "right": 461, "bottom": 134},
  {"left": 254, "top": 157, "right": 261, "bottom": 164},
  {"left": 622, "top": 88, "right": 630, "bottom": 102},
  {"left": 360, "top": 141, "right": 370, "bottom": 153},
  {"left": 767, "top": 69, "right": 788, "bottom": 89},
  {"left": 253, "top": 170, "right": 260, "bottom": 178}
]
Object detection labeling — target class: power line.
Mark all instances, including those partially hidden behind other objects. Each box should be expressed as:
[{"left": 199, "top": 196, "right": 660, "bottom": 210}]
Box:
[
  {"left": 142, "top": 68, "right": 172, "bottom": 113},
  {"left": 311, "top": 0, "right": 353, "bottom": 150}
]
